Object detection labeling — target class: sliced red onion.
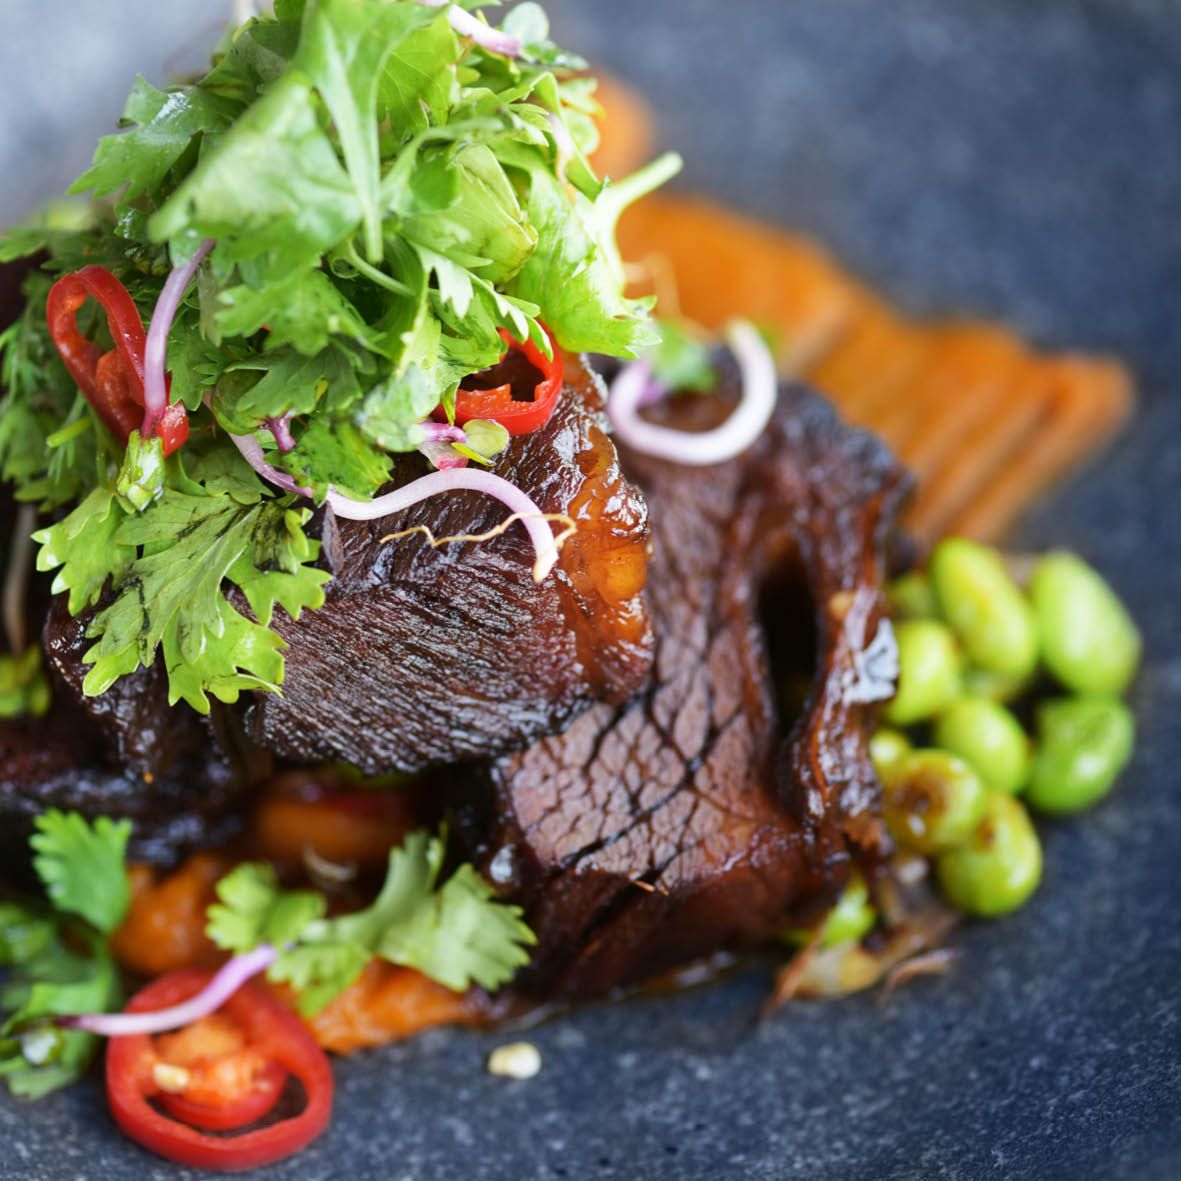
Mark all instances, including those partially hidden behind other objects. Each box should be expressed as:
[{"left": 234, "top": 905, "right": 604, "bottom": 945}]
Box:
[
  {"left": 416, "top": 422, "right": 467, "bottom": 446},
  {"left": 415, "top": 1, "right": 522, "bottom": 57},
  {"left": 228, "top": 425, "right": 561, "bottom": 582},
  {"left": 607, "top": 320, "right": 777, "bottom": 466},
  {"left": 143, "top": 238, "right": 214, "bottom": 440},
  {"left": 227, "top": 428, "right": 313, "bottom": 498},
  {"left": 265, "top": 414, "right": 297, "bottom": 454},
  {"left": 326, "top": 471, "right": 561, "bottom": 582},
  {"left": 63, "top": 945, "right": 278, "bottom": 1037},
  {"left": 418, "top": 440, "right": 469, "bottom": 471}
]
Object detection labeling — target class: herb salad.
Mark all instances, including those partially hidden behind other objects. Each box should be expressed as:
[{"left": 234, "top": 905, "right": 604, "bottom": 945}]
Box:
[{"left": 0, "top": 0, "right": 679, "bottom": 715}]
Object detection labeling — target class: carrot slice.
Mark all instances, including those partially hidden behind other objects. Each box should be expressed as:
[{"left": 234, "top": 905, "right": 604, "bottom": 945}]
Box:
[
  {"left": 948, "top": 357, "right": 1134, "bottom": 540},
  {"left": 299, "top": 962, "right": 483, "bottom": 1054},
  {"left": 906, "top": 358, "right": 1052, "bottom": 541},
  {"left": 112, "top": 855, "right": 228, "bottom": 978},
  {"left": 618, "top": 195, "right": 860, "bottom": 372}
]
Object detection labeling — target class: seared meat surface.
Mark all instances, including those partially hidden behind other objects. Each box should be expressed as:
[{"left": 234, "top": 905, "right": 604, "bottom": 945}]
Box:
[
  {"left": 247, "top": 353, "right": 653, "bottom": 774},
  {"left": 458, "top": 374, "right": 909, "bottom": 1001},
  {"left": 0, "top": 696, "right": 245, "bottom": 874}
]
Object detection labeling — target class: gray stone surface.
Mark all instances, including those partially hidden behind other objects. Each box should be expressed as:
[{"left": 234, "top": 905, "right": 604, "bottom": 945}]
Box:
[{"left": 1, "top": 1, "right": 1179, "bottom": 1178}]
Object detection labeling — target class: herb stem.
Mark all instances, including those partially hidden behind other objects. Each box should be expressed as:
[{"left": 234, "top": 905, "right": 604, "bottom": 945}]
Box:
[
  {"left": 3, "top": 504, "right": 35, "bottom": 654},
  {"left": 341, "top": 242, "right": 413, "bottom": 297}
]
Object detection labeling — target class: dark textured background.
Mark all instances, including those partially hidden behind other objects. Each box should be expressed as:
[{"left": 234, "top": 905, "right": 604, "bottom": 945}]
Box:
[{"left": 1, "top": 2, "right": 1179, "bottom": 1178}]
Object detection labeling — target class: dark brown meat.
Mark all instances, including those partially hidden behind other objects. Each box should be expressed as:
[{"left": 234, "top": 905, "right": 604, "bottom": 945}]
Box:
[
  {"left": 247, "top": 353, "right": 654, "bottom": 774},
  {"left": 41, "top": 595, "right": 234, "bottom": 784},
  {"left": 0, "top": 695, "right": 249, "bottom": 875},
  {"left": 457, "top": 376, "right": 910, "bottom": 1001}
]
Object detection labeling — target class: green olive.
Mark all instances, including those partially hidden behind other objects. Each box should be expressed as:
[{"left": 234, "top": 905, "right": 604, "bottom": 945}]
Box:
[
  {"left": 883, "top": 619, "right": 962, "bottom": 726},
  {"left": 1024, "top": 696, "right": 1135, "bottom": 815},
  {"left": 869, "top": 728, "right": 912, "bottom": 776},
  {"left": 782, "top": 873, "right": 877, "bottom": 949},
  {"left": 1029, "top": 552, "right": 1141, "bottom": 696},
  {"left": 933, "top": 697, "right": 1031, "bottom": 794},
  {"left": 930, "top": 538, "right": 1038, "bottom": 681},
  {"left": 887, "top": 571, "right": 938, "bottom": 620},
  {"left": 936, "top": 793, "right": 1042, "bottom": 916},
  {"left": 881, "top": 750, "right": 988, "bottom": 855}
]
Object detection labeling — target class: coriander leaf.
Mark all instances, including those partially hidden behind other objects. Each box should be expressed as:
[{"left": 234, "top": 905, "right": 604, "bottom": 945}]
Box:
[
  {"left": 294, "top": 0, "right": 437, "bottom": 260},
  {"left": 0, "top": 646, "right": 52, "bottom": 720},
  {"left": 229, "top": 506, "right": 332, "bottom": 625},
  {"left": 0, "top": 904, "right": 120, "bottom": 1099},
  {"left": 402, "top": 144, "right": 537, "bottom": 286},
  {"left": 33, "top": 489, "right": 134, "bottom": 615},
  {"left": 356, "top": 362, "right": 449, "bottom": 453},
  {"left": 150, "top": 72, "right": 362, "bottom": 284},
  {"left": 511, "top": 157, "right": 679, "bottom": 356},
  {"left": 281, "top": 415, "right": 393, "bottom": 501},
  {"left": 70, "top": 76, "right": 227, "bottom": 202},
  {"left": 648, "top": 318, "right": 716, "bottom": 393},
  {"left": 218, "top": 345, "right": 362, "bottom": 433},
  {"left": 377, "top": 15, "right": 458, "bottom": 142},
  {"left": 216, "top": 269, "right": 371, "bottom": 357},
  {"left": 71, "top": 490, "right": 330, "bottom": 713},
  {"left": 206, "top": 863, "right": 325, "bottom": 954},
  {"left": 377, "top": 862, "right": 536, "bottom": 993},
  {"left": 301, "top": 831, "right": 535, "bottom": 996},
  {"left": 268, "top": 942, "right": 370, "bottom": 1017},
  {"left": 29, "top": 810, "right": 131, "bottom": 936}
]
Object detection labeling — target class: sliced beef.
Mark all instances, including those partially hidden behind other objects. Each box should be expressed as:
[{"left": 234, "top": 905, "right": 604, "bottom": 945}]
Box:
[
  {"left": 247, "top": 353, "right": 654, "bottom": 774},
  {"left": 1, "top": 495, "right": 259, "bottom": 877},
  {"left": 0, "top": 695, "right": 248, "bottom": 876},
  {"left": 42, "top": 595, "right": 231, "bottom": 784},
  {"left": 458, "top": 375, "right": 910, "bottom": 1001}
]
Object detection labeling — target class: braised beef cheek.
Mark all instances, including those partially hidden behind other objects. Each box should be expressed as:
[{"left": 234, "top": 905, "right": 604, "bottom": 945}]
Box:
[
  {"left": 246, "top": 353, "right": 654, "bottom": 774},
  {"left": 457, "top": 377, "right": 910, "bottom": 1001}
]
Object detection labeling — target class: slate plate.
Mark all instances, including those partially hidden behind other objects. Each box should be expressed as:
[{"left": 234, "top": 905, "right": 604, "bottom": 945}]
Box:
[{"left": 2, "top": 2, "right": 1179, "bottom": 1178}]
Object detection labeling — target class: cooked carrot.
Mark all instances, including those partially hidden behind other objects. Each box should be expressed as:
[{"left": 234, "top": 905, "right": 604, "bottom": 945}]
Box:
[
  {"left": 112, "top": 855, "right": 228, "bottom": 978},
  {"left": 591, "top": 73, "right": 656, "bottom": 180},
  {"left": 248, "top": 771, "right": 422, "bottom": 868},
  {"left": 906, "top": 361, "right": 1053, "bottom": 541},
  {"left": 949, "top": 357, "right": 1134, "bottom": 540},
  {"left": 810, "top": 314, "right": 932, "bottom": 427},
  {"left": 890, "top": 325, "right": 1028, "bottom": 476},
  {"left": 298, "top": 962, "right": 483, "bottom": 1055},
  {"left": 618, "top": 195, "right": 859, "bottom": 372},
  {"left": 871, "top": 324, "right": 1020, "bottom": 454}
]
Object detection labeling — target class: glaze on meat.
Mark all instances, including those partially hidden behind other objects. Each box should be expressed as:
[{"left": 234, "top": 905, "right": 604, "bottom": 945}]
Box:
[
  {"left": 457, "top": 374, "right": 910, "bottom": 1000},
  {"left": 247, "top": 353, "right": 654, "bottom": 774}
]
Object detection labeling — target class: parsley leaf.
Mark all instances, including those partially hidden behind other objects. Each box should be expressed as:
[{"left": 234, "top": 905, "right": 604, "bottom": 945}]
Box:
[
  {"left": 207, "top": 830, "right": 536, "bottom": 1015},
  {"left": 28, "top": 810, "right": 132, "bottom": 936},
  {"left": 648, "top": 318, "right": 716, "bottom": 393},
  {"left": 206, "top": 863, "right": 325, "bottom": 952},
  {"left": 0, "top": 646, "right": 52, "bottom": 719},
  {"left": 150, "top": 72, "right": 362, "bottom": 284},
  {"left": 70, "top": 76, "right": 227, "bottom": 202},
  {"left": 4, "top": 0, "right": 677, "bottom": 707}
]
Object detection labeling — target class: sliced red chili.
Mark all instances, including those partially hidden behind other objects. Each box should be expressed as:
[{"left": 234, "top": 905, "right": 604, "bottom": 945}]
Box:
[
  {"left": 106, "top": 969, "right": 333, "bottom": 1172},
  {"left": 435, "top": 326, "right": 564, "bottom": 437},
  {"left": 46, "top": 266, "right": 189, "bottom": 456}
]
